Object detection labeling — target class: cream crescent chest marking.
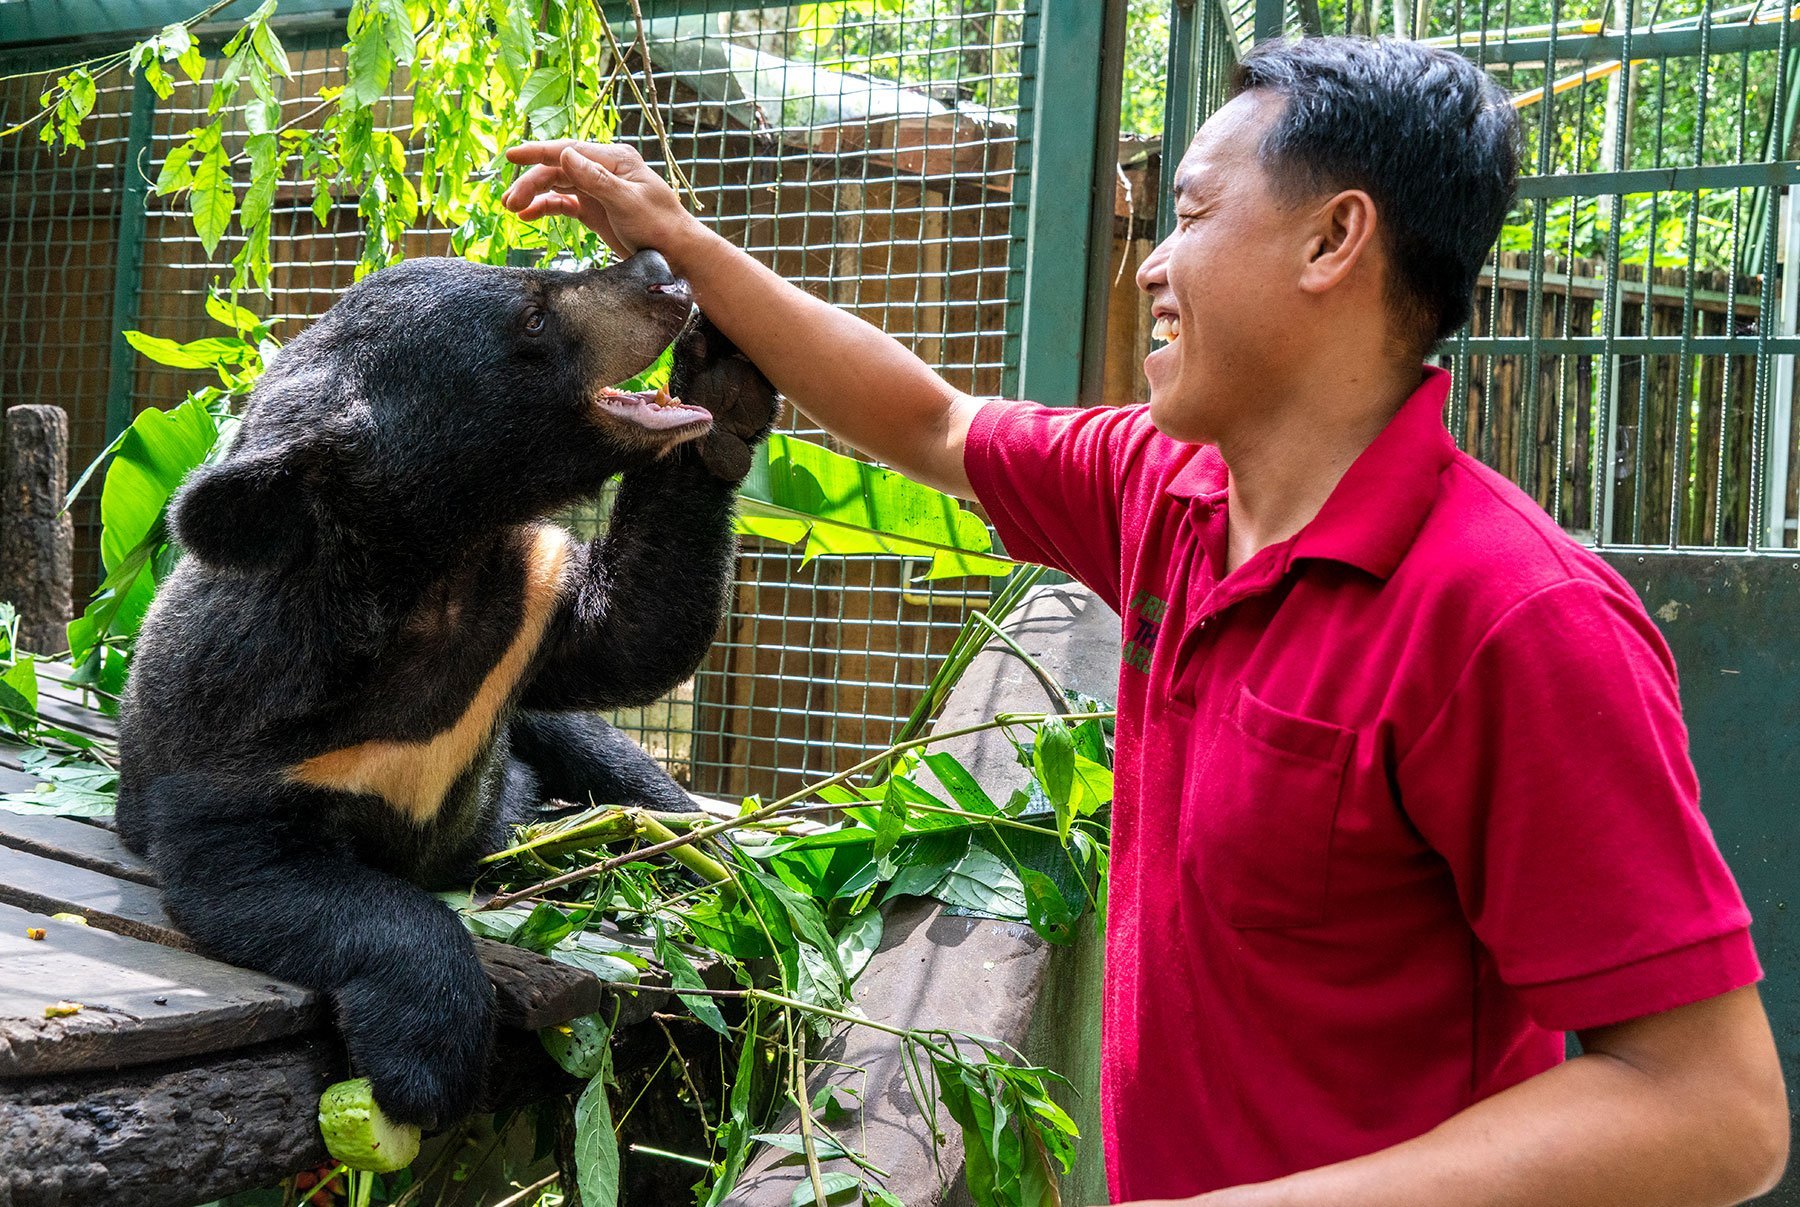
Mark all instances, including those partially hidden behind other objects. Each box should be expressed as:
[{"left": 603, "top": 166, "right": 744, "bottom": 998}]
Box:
[{"left": 286, "top": 526, "right": 573, "bottom": 822}]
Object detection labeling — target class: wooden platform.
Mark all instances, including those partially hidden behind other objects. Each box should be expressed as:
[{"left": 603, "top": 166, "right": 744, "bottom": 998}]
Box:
[{"left": 0, "top": 673, "right": 625, "bottom": 1206}]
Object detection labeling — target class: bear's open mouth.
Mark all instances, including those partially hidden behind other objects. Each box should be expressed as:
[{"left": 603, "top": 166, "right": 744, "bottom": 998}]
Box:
[{"left": 595, "top": 385, "right": 713, "bottom": 433}]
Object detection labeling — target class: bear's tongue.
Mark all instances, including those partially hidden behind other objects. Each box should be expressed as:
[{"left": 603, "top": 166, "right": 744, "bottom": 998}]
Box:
[{"left": 596, "top": 385, "right": 713, "bottom": 433}]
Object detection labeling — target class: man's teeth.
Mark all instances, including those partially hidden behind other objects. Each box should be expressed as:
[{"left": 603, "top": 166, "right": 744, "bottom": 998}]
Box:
[{"left": 1152, "top": 316, "right": 1181, "bottom": 344}]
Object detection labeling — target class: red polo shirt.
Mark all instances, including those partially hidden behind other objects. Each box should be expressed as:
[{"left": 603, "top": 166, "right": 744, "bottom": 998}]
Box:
[{"left": 964, "top": 368, "right": 1760, "bottom": 1201}]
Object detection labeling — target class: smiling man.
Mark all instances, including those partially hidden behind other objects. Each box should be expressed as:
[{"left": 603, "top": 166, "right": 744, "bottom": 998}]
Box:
[{"left": 504, "top": 36, "right": 1788, "bottom": 1206}]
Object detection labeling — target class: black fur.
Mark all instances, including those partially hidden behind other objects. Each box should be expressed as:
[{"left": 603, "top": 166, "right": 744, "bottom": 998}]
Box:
[{"left": 115, "top": 253, "right": 776, "bottom": 1128}]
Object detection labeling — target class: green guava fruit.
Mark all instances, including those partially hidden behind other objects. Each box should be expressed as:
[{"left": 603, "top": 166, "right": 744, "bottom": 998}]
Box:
[{"left": 316, "top": 1077, "right": 421, "bottom": 1173}]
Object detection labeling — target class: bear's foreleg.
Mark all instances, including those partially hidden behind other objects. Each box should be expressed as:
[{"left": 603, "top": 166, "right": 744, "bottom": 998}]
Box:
[
  {"left": 136, "top": 774, "right": 495, "bottom": 1128},
  {"left": 522, "top": 456, "right": 738, "bottom": 712},
  {"left": 507, "top": 711, "right": 696, "bottom": 814}
]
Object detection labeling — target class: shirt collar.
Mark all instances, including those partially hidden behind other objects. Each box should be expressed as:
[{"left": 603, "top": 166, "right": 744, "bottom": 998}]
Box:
[
  {"left": 1163, "top": 367, "right": 1456, "bottom": 581},
  {"left": 1288, "top": 366, "right": 1456, "bottom": 580}
]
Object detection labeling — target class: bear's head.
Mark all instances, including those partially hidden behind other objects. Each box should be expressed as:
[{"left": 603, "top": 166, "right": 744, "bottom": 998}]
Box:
[{"left": 171, "top": 252, "right": 718, "bottom": 571}]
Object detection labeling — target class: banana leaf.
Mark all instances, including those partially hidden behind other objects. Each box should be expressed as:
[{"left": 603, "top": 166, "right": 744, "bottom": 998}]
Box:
[{"left": 735, "top": 433, "right": 1016, "bottom": 581}]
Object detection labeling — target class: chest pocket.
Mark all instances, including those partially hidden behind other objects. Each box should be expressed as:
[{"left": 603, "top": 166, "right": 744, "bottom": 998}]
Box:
[{"left": 1184, "top": 681, "right": 1354, "bottom": 929}]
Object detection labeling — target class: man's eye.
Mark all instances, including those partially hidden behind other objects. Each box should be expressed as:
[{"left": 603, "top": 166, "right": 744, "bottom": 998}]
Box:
[{"left": 523, "top": 307, "right": 546, "bottom": 335}]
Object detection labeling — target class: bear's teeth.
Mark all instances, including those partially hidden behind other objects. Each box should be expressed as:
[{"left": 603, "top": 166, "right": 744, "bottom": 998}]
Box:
[{"left": 1151, "top": 316, "right": 1180, "bottom": 344}]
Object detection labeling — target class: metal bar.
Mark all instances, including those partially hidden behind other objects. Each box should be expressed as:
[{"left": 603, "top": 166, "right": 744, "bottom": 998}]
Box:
[
  {"left": 102, "top": 67, "right": 156, "bottom": 452},
  {"left": 1466, "top": 335, "right": 1800, "bottom": 352},
  {"left": 0, "top": 0, "right": 349, "bottom": 49},
  {"left": 1000, "top": 0, "right": 1041, "bottom": 399},
  {"left": 1769, "top": 188, "right": 1800, "bottom": 545},
  {"left": 1159, "top": 0, "right": 1204, "bottom": 241},
  {"left": 1516, "top": 159, "right": 1800, "bottom": 199},
  {"left": 1465, "top": 16, "right": 1800, "bottom": 67},
  {"left": 1253, "top": 0, "right": 1286, "bottom": 42},
  {"left": 1080, "top": 0, "right": 1131, "bottom": 405},
  {"left": 1517, "top": 0, "right": 1563, "bottom": 499},
  {"left": 1597, "top": 0, "right": 1637, "bottom": 544},
  {"left": 1012, "top": 0, "right": 1113, "bottom": 406}
]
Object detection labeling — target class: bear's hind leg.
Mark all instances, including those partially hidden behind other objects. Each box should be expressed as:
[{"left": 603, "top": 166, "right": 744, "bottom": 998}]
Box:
[{"left": 507, "top": 711, "right": 696, "bottom": 815}]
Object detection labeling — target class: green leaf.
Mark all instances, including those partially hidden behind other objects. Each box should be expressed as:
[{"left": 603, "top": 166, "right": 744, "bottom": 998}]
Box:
[
  {"left": 153, "top": 139, "right": 197, "bottom": 196},
  {"left": 346, "top": 20, "right": 397, "bottom": 109},
  {"left": 240, "top": 132, "right": 281, "bottom": 238},
  {"left": 508, "top": 902, "right": 578, "bottom": 953},
  {"left": 1032, "top": 720, "right": 1076, "bottom": 841},
  {"left": 735, "top": 436, "right": 1016, "bottom": 581},
  {"left": 540, "top": 1012, "right": 611, "bottom": 1079},
  {"left": 920, "top": 752, "right": 998, "bottom": 815},
  {"left": 0, "top": 662, "right": 38, "bottom": 735},
  {"left": 377, "top": 0, "right": 417, "bottom": 63},
  {"left": 653, "top": 932, "right": 729, "bottom": 1035},
  {"left": 519, "top": 66, "right": 572, "bottom": 139},
  {"left": 930, "top": 841, "right": 1028, "bottom": 920},
  {"left": 1019, "top": 868, "right": 1074, "bottom": 945},
  {"left": 882, "top": 830, "right": 970, "bottom": 902},
  {"left": 873, "top": 778, "right": 907, "bottom": 867},
  {"left": 205, "top": 294, "right": 264, "bottom": 336},
  {"left": 750, "top": 1131, "right": 851, "bottom": 1161},
  {"left": 97, "top": 399, "right": 218, "bottom": 573},
  {"left": 190, "top": 142, "right": 235, "bottom": 256},
  {"left": 252, "top": 21, "right": 292, "bottom": 78},
  {"left": 833, "top": 906, "right": 883, "bottom": 983},
  {"left": 864, "top": 1186, "right": 905, "bottom": 1207},
  {"left": 574, "top": 1056, "right": 621, "bottom": 1207},
  {"left": 788, "top": 1171, "right": 860, "bottom": 1207}
]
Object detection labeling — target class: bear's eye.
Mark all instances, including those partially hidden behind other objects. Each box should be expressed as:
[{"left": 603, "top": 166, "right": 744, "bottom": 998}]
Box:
[{"left": 522, "top": 306, "right": 547, "bottom": 336}]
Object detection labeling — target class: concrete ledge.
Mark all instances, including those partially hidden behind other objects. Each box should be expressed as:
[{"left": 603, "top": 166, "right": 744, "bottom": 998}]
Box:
[{"left": 735, "top": 584, "right": 1118, "bottom": 1206}]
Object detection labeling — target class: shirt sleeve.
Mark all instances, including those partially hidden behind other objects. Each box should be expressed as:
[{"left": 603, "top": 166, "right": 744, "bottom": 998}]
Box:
[
  {"left": 1396, "top": 578, "right": 1760, "bottom": 1032},
  {"left": 963, "top": 400, "right": 1154, "bottom": 613}
]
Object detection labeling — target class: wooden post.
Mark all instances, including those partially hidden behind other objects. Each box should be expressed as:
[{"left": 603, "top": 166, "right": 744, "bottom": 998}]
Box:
[{"left": 0, "top": 405, "right": 75, "bottom": 655}]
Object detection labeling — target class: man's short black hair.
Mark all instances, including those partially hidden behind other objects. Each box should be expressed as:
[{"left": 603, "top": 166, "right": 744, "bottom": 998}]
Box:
[{"left": 1229, "top": 37, "right": 1518, "bottom": 352}]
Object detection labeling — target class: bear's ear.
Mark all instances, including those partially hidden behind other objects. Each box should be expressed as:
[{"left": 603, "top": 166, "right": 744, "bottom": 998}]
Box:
[{"left": 170, "top": 449, "right": 316, "bottom": 571}]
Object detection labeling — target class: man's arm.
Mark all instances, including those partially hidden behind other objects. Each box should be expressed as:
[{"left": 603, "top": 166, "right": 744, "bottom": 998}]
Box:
[
  {"left": 503, "top": 140, "right": 984, "bottom": 498},
  {"left": 1145, "top": 985, "right": 1788, "bottom": 1207}
]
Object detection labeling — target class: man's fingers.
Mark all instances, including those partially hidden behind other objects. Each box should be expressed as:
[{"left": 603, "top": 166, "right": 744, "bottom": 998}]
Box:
[
  {"left": 503, "top": 162, "right": 585, "bottom": 210},
  {"left": 558, "top": 146, "right": 624, "bottom": 191},
  {"left": 514, "top": 192, "right": 584, "bottom": 222},
  {"left": 507, "top": 139, "right": 648, "bottom": 176}
]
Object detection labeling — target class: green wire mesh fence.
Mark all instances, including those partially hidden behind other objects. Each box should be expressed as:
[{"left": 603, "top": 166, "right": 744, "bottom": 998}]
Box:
[{"left": 0, "top": 2, "right": 1037, "bottom": 802}]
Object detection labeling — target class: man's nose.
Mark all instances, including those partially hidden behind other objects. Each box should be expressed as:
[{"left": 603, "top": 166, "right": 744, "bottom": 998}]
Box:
[{"left": 1136, "top": 238, "right": 1171, "bottom": 294}]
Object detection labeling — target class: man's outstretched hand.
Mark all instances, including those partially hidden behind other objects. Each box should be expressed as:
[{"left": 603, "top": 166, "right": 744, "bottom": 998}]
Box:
[{"left": 502, "top": 141, "right": 705, "bottom": 263}]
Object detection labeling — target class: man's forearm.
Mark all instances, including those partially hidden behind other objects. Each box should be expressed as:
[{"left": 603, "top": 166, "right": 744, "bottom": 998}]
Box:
[
  {"left": 1185, "top": 987, "right": 1786, "bottom": 1207},
  {"left": 662, "top": 225, "right": 982, "bottom": 497}
]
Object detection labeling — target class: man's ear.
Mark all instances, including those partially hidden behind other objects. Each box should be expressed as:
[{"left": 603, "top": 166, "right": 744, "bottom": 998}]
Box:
[
  {"left": 170, "top": 448, "right": 316, "bottom": 571},
  {"left": 1299, "top": 188, "right": 1379, "bottom": 295}
]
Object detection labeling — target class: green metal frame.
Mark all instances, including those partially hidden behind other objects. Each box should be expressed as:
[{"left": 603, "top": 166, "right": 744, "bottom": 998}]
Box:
[
  {"left": 102, "top": 70, "right": 157, "bottom": 447},
  {"left": 1004, "top": 0, "right": 1128, "bottom": 407},
  {"left": 0, "top": 0, "right": 349, "bottom": 47}
]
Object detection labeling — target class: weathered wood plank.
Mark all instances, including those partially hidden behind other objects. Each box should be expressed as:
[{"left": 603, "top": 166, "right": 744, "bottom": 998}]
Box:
[
  {"left": 0, "top": 840, "right": 602, "bottom": 1033},
  {"left": 479, "top": 938, "right": 602, "bottom": 1030},
  {"left": 0, "top": 844, "right": 183, "bottom": 947},
  {"left": 0, "top": 811, "right": 156, "bottom": 885},
  {"left": 0, "top": 902, "right": 320, "bottom": 1077}
]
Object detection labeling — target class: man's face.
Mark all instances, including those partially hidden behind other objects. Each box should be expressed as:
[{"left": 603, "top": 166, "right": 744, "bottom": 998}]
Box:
[{"left": 1136, "top": 91, "right": 1311, "bottom": 445}]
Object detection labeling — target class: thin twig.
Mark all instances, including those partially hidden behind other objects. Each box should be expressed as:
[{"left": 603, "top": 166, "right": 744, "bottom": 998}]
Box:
[
  {"left": 589, "top": 0, "right": 699, "bottom": 205},
  {"left": 488, "top": 1172, "right": 558, "bottom": 1207},
  {"left": 656, "top": 1013, "right": 713, "bottom": 1134},
  {"left": 790, "top": 1014, "right": 830, "bottom": 1207}
]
